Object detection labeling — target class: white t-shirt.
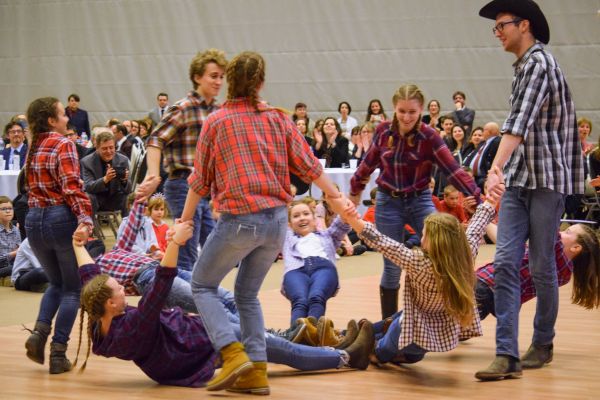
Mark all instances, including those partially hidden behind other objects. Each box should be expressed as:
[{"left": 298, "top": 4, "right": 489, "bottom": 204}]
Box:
[{"left": 296, "top": 232, "right": 328, "bottom": 259}]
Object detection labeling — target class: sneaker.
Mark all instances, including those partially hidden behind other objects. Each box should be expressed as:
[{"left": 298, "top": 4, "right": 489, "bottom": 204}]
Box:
[
  {"left": 521, "top": 343, "right": 553, "bottom": 369},
  {"left": 475, "top": 355, "right": 523, "bottom": 381}
]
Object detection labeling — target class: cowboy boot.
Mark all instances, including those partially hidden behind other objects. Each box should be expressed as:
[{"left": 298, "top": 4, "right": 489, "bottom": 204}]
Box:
[{"left": 24, "top": 321, "right": 51, "bottom": 365}]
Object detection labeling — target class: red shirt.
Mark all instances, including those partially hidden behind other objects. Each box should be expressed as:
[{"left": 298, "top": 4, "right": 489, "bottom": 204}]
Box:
[
  {"left": 152, "top": 222, "right": 169, "bottom": 252},
  {"left": 188, "top": 99, "right": 322, "bottom": 214},
  {"left": 27, "top": 132, "right": 93, "bottom": 228},
  {"left": 436, "top": 200, "right": 468, "bottom": 223}
]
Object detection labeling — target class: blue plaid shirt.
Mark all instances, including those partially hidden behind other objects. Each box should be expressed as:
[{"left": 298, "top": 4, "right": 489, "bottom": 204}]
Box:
[
  {"left": 502, "top": 43, "right": 584, "bottom": 194},
  {"left": 0, "top": 223, "right": 21, "bottom": 269}
]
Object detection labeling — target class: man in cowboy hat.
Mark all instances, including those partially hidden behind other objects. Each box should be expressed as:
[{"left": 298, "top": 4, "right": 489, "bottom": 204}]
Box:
[{"left": 475, "top": 0, "right": 584, "bottom": 381}]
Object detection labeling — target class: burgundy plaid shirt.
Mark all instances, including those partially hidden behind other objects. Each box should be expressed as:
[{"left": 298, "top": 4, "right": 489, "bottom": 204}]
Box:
[
  {"left": 95, "top": 200, "right": 158, "bottom": 295},
  {"left": 146, "top": 91, "right": 219, "bottom": 174},
  {"left": 188, "top": 99, "right": 322, "bottom": 214},
  {"left": 79, "top": 263, "right": 217, "bottom": 387},
  {"left": 476, "top": 234, "right": 573, "bottom": 303},
  {"left": 27, "top": 132, "right": 93, "bottom": 228},
  {"left": 350, "top": 121, "right": 480, "bottom": 200}
]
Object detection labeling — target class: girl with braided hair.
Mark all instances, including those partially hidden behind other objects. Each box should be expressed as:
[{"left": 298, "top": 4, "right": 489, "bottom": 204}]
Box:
[
  {"left": 349, "top": 84, "right": 481, "bottom": 321},
  {"left": 23, "top": 97, "right": 93, "bottom": 374},
  {"left": 180, "top": 51, "right": 342, "bottom": 395}
]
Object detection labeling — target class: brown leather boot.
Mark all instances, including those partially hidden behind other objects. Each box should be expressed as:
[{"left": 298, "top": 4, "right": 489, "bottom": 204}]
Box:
[
  {"left": 293, "top": 317, "right": 319, "bottom": 346},
  {"left": 227, "top": 362, "right": 270, "bottom": 395},
  {"left": 49, "top": 342, "right": 72, "bottom": 374},
  {"left": 345, "top": 321, "right": 374, "bottom": 370},
  {"left": 24, "top": 321, "right": 51, "bottom": 365},
  {"left": 317, "top": 316, "right": 342, "bottom": 347},
  {"left": 335, "top": 320, "right": 359, "bottom": 350}
]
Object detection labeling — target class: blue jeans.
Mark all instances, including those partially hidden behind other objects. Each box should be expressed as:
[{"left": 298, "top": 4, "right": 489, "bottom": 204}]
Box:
[
  {"left": 164, "top": 178, "right": 215, "bottom": 271},
  {"left": 494, "top": 187, "right": 564, "bottom": 358},
  {"left": 191, "top": 206, "right": 288, "bottom": 361},
  {"left": 134, "top": 267, "right": 240, "bottom": 324},
  {"left": 25, "top": 206, "right": 80, "bottom": 345},
  {"left": 374, "top": 189, "right": 436, "bottom": 289},
  {"left": 282, "top": 257, "right": 339, "bottom": 326},
  {"left": 374, "top": 312, "right": 427, "bottom": 363},
  {"left": 229, "top": 324, "right": 343, "bottom": 370}
]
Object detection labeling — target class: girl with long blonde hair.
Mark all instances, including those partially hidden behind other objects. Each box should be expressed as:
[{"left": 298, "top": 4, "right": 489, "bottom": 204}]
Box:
[{"left": 328, "top": 178, "right": 504, "bottom": 364}]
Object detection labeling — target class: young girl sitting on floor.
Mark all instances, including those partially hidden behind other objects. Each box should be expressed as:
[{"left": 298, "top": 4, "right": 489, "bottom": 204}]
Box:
[
  {"left": 282, "top": 200, "right": 350, "bottom": 327},
  {"left": 327, "top": 171, "right": 504, "bottom": 365}
]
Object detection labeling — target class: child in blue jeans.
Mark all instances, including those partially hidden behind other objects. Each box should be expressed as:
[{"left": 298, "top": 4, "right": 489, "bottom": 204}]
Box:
[{"left": 282, "top": 200, "right": 350, "bottom": 327}]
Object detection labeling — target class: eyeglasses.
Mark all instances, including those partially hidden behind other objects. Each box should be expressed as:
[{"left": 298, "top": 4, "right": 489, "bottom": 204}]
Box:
[
  {"left": 8, "top": 129, "right": 24, "bottom": 135},
  {"left": 492, "top": 18, "right": 523, "bottom": 34},
  {"left": 0, "top": 207, "right": 13, "bottom": 212}
]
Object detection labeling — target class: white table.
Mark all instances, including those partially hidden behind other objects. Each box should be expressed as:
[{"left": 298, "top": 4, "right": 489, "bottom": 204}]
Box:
[
  {"left": 0, "top": 170, "right": 20, "bottom": 200},
  {"left": 297, "top": 168, "right": 380, "bottom": 214}
]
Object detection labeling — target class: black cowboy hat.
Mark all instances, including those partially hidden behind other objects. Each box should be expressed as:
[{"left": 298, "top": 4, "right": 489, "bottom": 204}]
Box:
[{"left": 479, "top": 0, "right": 550, "bottom": 44}]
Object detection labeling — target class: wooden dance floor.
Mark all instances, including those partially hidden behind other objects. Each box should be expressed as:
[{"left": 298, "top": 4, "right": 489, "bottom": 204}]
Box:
[{"left": 1, "top": 249, "right": 599, "bottom": 399}]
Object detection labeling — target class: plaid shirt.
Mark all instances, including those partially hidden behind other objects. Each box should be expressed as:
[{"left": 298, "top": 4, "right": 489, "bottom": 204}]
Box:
[
  {"left": 350, "top": 121, "right": 480, "bottom": 200},
  {"left": 358, "top": 203, "right": 495, "bottom": 352},
  {"left": 27, "top": 132, "right": 93, "bottom": 228},
  {"left": 188, "top": 99, "right": 322, "bottom": 214},
  {"left": 502, "top": 43, "right": 584, "bottom": 194},
  {"left": 476, "top": 234, "right": 572, "bottom": 304},
  {"left": 0, "top": 223, "right": 20, "bottom": 269},
  {"left": 79, "top": 263, "right": 217, "bottom": 387},
  {"left": 146, "top": 91, "right": 219, "bottom": 174},
  {"left": 95, "top": 200, "right": 158, "bottom": 295}
]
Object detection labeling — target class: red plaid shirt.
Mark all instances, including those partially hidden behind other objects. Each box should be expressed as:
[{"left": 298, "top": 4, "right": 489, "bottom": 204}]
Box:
[
  {"left": 188, "top": 99, "right": 322, "bottom": 214},
  {"left": 476, "top": 234, "right": 573, "bottom": 303},
  {"left": 27, "top": 132, "right": 93, "bottom": 228}
]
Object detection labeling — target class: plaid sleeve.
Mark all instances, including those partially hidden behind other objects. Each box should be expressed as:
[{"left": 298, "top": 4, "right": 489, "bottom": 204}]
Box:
[
  {"left": 465, "top": 203, "right": 495, "bottom": 260},
  {"left": 358, "top": 222, "right": 417, "bottom": 273},
  {"left": 325, "top": 216, "right": 352, "bottom": 249},
  {"left": 502, "top": 60, "right": 548, "bottom": 140},
  {"left": 350, "top": 125, "right": 385, "bottom": 195},
  {"left": 188, "top": 118, "right": 214, "bottom": 197},
  {"left": 114, "top": 200, "right": 147, "bottom": 251},
  {"left": 56, "top": 140, "right": 93, "bottom": 228},
  {"left": 146, "top": 105, "right": 184, "bottom": 150},
  {"left": 136, "top": 266, "right": 177, "bottom": 330}
]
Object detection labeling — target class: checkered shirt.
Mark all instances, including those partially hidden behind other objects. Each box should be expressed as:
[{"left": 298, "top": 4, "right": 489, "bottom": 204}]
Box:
[
  {"left": 188, "top": 98, "right": 322, "bottom": 214},
  {"left": 27, "top": 132, "right": 93, "bottom": 229},
  {"left": 476, "top": 234, "right": 573, "bottom": 304},
  {"left": 95, "top": 200, "right": 158, "bottom": 295},
  {"left": 0, "top": 223, "right": 21, "bottom": 268},
  {"left": 502, "top": 44, "right": 584, "bottom": 194},
  {"left": 359, "top": 203, "right": 496, "bottom": 352},
  {"left": 146, "top": 91, "right": 219, "bottom": 174}
]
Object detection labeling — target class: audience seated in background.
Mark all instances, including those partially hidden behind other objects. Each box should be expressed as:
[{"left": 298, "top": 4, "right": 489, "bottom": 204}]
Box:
[
  {"left": 0, "top": 195, "right": 21, "bottom": 280},
  {"left": 450, "top": 90, "right": 476, "bottom": 136},
  {"left": 80, "top": 130, "right": 132, "bottom": 217},
  {"left": 65, "top": 124, "right": 93, "bottom": 161},
  {"left": 65, "top": 93, "right": 90, "bottom": 137},
  {"left": 1, "top": 121, "right": 27, "bottom": 170},
  {"left": 111, "top": 123, "right": 132, "bottom": 159}
]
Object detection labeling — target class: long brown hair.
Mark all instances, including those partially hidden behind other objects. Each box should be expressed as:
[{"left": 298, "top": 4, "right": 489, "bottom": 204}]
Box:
[
  {"left": 226, "top": 51, "right": 265, "bottom": 111},
  {"left": 571, "top": 224, "right": 600, "bottom": 309},
  {"left": 74, "top": 275, "right": 113, "bottom": 371},
  {"left": 424, "top": 213, "right": 475, "bottom": 327},
  {"left": 25, "top": 97, "right": 60, "bottom": 174}
]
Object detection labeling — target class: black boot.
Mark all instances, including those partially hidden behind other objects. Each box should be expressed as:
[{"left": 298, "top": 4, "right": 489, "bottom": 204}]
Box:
[
  {"left": 24, "top": 321, "right": 51, "bottom": 365},
  {"left": 379, "top": 287, "right": 399, "bottom": 319},
  {"left": 49, "top": 342, "right": 72, "bottom": 374}
]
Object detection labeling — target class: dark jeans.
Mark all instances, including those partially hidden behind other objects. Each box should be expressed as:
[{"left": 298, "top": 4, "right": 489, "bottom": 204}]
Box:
[
  {"left": 475, "top": 279, "right": 495, "bottom": 320},
  {"left": 14, "top": 269, "right": 48, "bottom": 291},
  {"left": 25, "top": 205, "right": 80, "bottom": 345},
  {"left": 282, "top": 257, "right": 339, "bottom": 326}
]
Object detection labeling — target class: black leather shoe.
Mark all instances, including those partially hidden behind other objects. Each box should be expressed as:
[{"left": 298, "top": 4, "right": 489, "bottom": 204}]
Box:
[
  {"left": 475, "top": 355, "right": 522, "bottom": 381},
  {"left": 521, "top": 343, "right": 553, "bottom": 369}
]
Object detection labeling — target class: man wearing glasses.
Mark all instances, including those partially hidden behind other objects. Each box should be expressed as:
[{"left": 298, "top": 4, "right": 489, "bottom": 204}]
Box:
[
  {"left": 1, "top": 122, "right": 28, "bottom": 170},
  {"left": 475, "top": 0, "right": 584, "bottom": 381}
]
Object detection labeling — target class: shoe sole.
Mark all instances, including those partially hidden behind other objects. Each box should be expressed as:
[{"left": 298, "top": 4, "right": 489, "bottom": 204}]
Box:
[
  {"left": 475, "top": 370, "right": 523, "bottom": 381},
  {"left": 206, "top": 361, "right": 253, "bottom": 391},
  {"left": 25, "top": 336, "right": 44, "bottom": 365},
  {"left": 227, "top": 386, "right": 271, "bottom": 395}
]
